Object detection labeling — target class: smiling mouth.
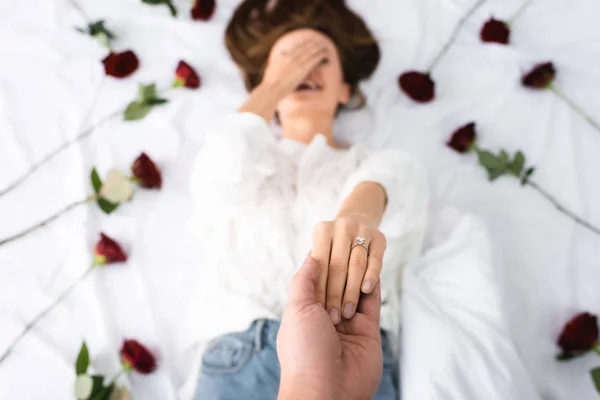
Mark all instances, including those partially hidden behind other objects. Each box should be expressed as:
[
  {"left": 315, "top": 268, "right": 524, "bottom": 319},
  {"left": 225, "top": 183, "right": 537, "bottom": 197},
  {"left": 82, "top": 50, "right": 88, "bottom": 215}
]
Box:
[{"left": 295, "top": 82, "right": 322, "bottom": 92}]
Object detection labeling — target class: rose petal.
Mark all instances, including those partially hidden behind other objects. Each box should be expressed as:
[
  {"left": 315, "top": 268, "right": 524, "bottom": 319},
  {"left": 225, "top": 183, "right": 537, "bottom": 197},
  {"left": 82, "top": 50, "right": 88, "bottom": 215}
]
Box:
[
  {"left": 447, "top": 122, "right": 477, "bottom": 153},
  {"left": 74, "top": 374, "right": 93, "bottom": 400},
  {"left": 95, "top": 233, "right": 127, "bottom": 264},
  {"left": 557, "top": 312, "right": 599, "bottom": 353},
  {"left": 522, "top": 62, "right": 556, "bottom": 89},
  {"left": 131, "top": 153, "right": 162, "bottom": 189},
  {"left": 480, "top": 18, "right": 510, "bottom": 44},
  {"left": 99, "top": 169, "right": 134, "bottom": 204},
  {"left": 191, "top": 0, "right": 216, "bottom": 21},
  {"left": 175, "top": 60, "right": 201, "bottom": 89},
  {"left": 398, "top": 71, "right": 435, "bottom": 103},
  {"left": 120, "top": 339, "right": 157, "bottom": 374},
  {"left": 102, "top": 50, "right": 139, "bottom": 79}
]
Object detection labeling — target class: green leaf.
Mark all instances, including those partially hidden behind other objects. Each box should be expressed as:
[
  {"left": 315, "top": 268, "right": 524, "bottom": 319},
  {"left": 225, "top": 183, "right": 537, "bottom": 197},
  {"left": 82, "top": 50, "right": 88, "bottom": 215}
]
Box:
[
  {"left": 477, "top": 150, "right": 501, "bottom": 170},
  {"left": 97, "top": 197, "right": 119, "bottom": 214},
  {"left": 520, "top": 166, "right": 536, "bottom": 186},
  {"left": 591, "top": 367, "right": 600, "bottom": 393},
  {"left": 146, "top": 97, "right": 168, "bottom": 106},
  {"left": 556, "top": 350, "right": 588, "bottom": 361},
  {"left": 89, "top": 375, "right": 105, "bottom": 398},
  {"left": 75, "top": 342, "right": 90, "bottom": 375},
  {"left": 511, "top": 151, "right": 526, "bottom": 176},
  {"left": 91, "top": 168, "right": 102, "bottom": 194},
  {"left": 499, "top": 149, "right": 509, "bottom": 167},
  {"left": 89, "top": 383, "right": 115, "bottom": 400},
  {"left": 142, "top": 0, "right": 165, "bottom": 4},
  {"left": 138, "top": 83, "right": 157, "bottom": 102},
  {"left": 89, "top": 20, "right": 115, "bottom": 38},
  {"left": 124, "top": 101, "right": 153, "bottom": 121},
  {"left": 166, "top": 1, "right": 178, "bottom": 16}
]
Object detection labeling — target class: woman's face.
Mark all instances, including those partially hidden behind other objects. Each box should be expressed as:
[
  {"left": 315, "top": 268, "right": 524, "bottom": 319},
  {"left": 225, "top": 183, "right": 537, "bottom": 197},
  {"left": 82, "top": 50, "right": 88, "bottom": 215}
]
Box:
[{"left": 270, "top": 28, "right": 351, "bottom": 122}]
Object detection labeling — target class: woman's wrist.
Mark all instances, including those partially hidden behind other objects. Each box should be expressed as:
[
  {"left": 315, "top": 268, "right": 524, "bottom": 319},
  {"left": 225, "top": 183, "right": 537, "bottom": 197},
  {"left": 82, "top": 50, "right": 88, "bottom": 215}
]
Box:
[{"left": 238, "top": 81, "right": 287, "bottom": 123}]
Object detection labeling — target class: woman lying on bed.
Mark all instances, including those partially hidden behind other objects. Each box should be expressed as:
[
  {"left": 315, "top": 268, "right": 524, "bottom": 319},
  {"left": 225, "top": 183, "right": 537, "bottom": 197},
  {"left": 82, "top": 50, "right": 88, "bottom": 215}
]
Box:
[{"left": 188, "top": 0, "right": 428, "bottom": 398}]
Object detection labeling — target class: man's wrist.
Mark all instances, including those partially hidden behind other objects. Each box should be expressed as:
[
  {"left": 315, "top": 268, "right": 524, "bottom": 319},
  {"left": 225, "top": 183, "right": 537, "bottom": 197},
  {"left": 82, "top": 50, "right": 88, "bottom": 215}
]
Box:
[{"left": 278, "top": 375, "right": 346, "bottom": 400}]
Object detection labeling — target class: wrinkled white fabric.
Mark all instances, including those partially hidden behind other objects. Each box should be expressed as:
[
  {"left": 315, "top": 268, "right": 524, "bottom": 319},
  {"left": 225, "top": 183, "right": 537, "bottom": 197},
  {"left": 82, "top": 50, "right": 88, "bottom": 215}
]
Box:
[{"left": 402, "top": 208, "right": 541, "bottom": 400}]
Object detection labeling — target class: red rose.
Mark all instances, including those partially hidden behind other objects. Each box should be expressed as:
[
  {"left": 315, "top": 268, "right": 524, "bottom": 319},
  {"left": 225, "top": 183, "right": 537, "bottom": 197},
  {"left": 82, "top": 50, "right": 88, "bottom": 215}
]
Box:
[
  {"left": 131, "top": 152, "right": 162, "bottom": 189},
  {"left": 522, "top": 62, "right": 556, "bottom": 89},
  {"left": 557, "top": 312, "right": 599, "bottom": 356},
  {"left": 102, "top": 50, "right": 139, "bottom": 79},
  {"left": 95, "top": 233, "right": 127, "bottom": 265},
  {"left": 480, "top": 18, "right": 510, "bottom": 44},
  {"left": 174, "top": 61, "right": 201, "bottom": 89},
  {"left": 447, "top": 122, "right": 477, "bottom": 153},
  {"left": 398, "top": 71, "right": 435, "bottom": 103},
  {"left": 191, "top": 0, "right": 216, "bottom": 21},
  {"left": 120, "top": 339, "right": 157, "bottom": 374}
]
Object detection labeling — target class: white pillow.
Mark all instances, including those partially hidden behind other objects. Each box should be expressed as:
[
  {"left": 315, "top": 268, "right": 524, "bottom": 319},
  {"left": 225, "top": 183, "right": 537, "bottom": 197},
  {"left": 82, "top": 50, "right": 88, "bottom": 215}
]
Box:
[{"left": 401, "top": 208, "right": 541, "bottom": 400}]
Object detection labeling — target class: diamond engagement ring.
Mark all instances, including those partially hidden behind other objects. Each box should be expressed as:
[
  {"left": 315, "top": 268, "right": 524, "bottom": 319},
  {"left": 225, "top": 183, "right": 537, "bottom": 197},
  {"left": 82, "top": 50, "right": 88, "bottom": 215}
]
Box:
[{"left": 350, "top": 236, "right": 369, "bottom": 252}]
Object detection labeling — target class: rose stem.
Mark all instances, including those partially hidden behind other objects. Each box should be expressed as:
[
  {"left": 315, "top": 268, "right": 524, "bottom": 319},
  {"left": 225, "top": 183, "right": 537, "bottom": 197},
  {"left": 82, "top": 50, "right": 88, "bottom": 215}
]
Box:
[
  {"left": 0, "top": 263, "right": 97, "bottom": 364},
  {"left": 510, "top": 0, "right": 535, "bottom": 24},
  {"left": 65, "top": 0, "right": 91, "bottom": 22},
  {"left": 594, "top": 345, "right": 600, "bottom": 357},
  {"left": 550, "top": 87, "right": 600, "bottom": 135},
  {"left": 0, "top": 195, "right": 95, "bottom": 248},
  {"left": 525, "top": 180, "right": 600, "bottom": 236},
  {"left": 428, "top": 0, "right": 488, "bottom": 72},
  {"left": 0, "top": 81, "right": 115, "bottom": 198}
]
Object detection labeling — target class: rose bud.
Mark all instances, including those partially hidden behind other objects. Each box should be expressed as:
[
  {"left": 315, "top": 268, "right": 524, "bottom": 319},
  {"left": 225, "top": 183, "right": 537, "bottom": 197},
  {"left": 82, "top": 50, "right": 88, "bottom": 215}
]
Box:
[
  {"left": 131, "top": 152, "right": 162, "bottom": 189},
  {"left": 173, "top": 61, "right": 201, "bottom": 89},
  {"left": 102, "top": 50, "right": 139, "bottom": 78},
  {"left": 522, "top": 62, "right": 556, "bottom": 89},
  {"left": 120, "top": 339, "right": 157, "bottom": 374},
  {"left": 95, "top": 233, "right": 127, "bottom": 265},
  {"left": 191, "top": 0, "right": 216, "bottom": 21},
  {"left": 480, "top": 18, "right": 510, "bottom": 44},
  {"left": 447, "top": 122, "right": 477, "bottom": 153},
  {"left": 557, "top": 312, "right": 599, "bottom": 360},
  {"left": 398, "top": 71, "right": 435, "bottom": 103}
]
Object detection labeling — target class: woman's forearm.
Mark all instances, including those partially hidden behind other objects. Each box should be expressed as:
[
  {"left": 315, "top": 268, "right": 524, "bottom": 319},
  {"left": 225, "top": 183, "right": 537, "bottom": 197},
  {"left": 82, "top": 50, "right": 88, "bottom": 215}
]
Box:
[
  {"left": 238, "top": 82, "right": 286, "bottom": 123},
  {"left": 336, "top": 182, "right": 387, "bottom": 228}
]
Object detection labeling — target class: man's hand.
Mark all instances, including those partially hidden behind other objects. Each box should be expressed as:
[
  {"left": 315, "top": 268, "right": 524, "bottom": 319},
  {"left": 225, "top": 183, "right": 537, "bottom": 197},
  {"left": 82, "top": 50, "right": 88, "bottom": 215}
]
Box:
[{"left": 277, "top": 254, "right": 383, "bottom": 400}]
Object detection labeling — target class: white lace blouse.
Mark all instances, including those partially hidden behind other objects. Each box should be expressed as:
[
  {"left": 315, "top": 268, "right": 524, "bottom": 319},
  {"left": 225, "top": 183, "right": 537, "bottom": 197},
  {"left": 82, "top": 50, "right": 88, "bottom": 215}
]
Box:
[{"left": 188, "top": 112, "right": 429, "bottom": 339}]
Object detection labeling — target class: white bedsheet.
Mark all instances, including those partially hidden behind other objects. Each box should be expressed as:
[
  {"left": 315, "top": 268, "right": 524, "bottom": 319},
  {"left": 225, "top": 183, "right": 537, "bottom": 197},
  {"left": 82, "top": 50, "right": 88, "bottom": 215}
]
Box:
[{"left": 1, "top": 0, "right": 600, "bottom": 399}]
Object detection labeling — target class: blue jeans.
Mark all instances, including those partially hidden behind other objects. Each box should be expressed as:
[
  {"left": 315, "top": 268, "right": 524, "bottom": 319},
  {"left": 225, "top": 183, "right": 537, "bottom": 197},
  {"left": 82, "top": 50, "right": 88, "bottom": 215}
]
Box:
[{"left": 194, "top": 319, "right": 398, "bottom": 400}]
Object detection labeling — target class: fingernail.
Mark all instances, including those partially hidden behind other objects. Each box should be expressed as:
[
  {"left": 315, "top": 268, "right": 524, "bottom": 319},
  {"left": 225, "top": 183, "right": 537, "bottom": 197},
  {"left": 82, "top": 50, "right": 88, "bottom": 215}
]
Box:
[
  {"left": 362, "top": 280, "right": 373, "bottom": 293},
  {"left": 343, "top": 303, "right": 354, "bottom": 319},
  {"left": 328, "top": 308, "right": 340, "bottom": 324}
]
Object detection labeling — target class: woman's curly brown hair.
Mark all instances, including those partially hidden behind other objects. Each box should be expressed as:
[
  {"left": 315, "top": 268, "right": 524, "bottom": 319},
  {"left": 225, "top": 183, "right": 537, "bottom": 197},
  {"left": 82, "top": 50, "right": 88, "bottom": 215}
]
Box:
[{"left": 225, "top": 0, "right": 380, "bottom": 113}]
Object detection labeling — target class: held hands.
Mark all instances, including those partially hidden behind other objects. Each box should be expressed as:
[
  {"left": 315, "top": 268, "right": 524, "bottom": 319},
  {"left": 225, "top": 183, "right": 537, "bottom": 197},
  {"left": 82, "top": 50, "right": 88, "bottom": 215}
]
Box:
[
  {"left": 311, "top": 216, "right": 387, "bottom": 324},
  {"left": 277, "top": 254, "right": 383, "bottom": 400}
]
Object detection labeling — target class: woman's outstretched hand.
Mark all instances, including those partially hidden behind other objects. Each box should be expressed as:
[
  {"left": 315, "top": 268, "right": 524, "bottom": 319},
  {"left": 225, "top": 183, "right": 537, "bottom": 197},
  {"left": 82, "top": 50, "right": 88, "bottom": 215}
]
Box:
[
  {"left": 277, "top": 254, "right": 383, "bottom": 400},
  {"left": 311, "top": 216, "right": 387, "bottom": 325}
]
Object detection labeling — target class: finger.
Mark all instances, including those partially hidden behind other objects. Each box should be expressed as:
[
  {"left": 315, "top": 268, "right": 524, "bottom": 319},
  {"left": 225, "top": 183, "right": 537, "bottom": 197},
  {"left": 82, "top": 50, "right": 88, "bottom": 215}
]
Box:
[
  {"left": 311, "top": 222, "right": 333, "bottom": 307},
  {"left": 356, "top": 280, "right": 381, "bottom": 324},
  {"left": 361, "top": 232, "right": 387, "bottom": 294},
  {"left": 290, "top": 37, "right": 327, "bottom": 58},
  {"left": 325, "top": 219, "right": 354, "bottom": 325},
  {"left": 288, "top": 253, "right": 321, "bottom": 308},
  {"left": 341, "top": 235, "right": 370, "bottom": 320},
  {"left": 295, "top": 45, "right": 328, "bottom": 70}
]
